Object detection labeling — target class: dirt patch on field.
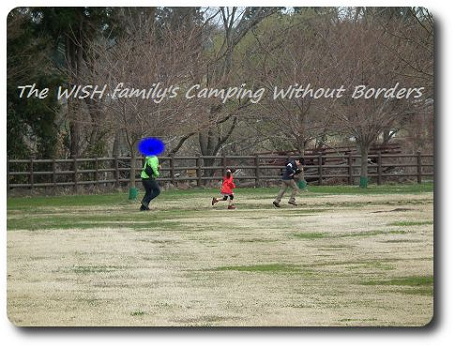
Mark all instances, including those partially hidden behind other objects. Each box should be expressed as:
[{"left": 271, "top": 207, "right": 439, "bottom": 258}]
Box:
[{"left": 7, "top": 192, "right": 433, "bottom": 326}]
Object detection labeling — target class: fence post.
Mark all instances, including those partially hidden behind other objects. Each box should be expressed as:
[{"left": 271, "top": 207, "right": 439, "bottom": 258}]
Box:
[
  {"left": 196, "top": 155, "right": 202, "bottom": 187},
  {"left": 347, "top": 153, "right": 353, "bottom": 185},
  {"left": 114, "top": 156, "right": 119, "bottom": 188},
  {"left": 318, "top": 152, "right": 323, "bottom": 185},
  {"left": 255, "top": 155, "right": 260, "bottom": 187},
  {"left": 52, "top": 158, "right": 57, "bottom": 192},
  {"left": 30, "top": 157, "right": 34, "bottom": 193},
  {"left": 417, "top": 151, "right": 422, "bottom": 184},
  {"left": 73, "top": 157, "right": 78, "bottom": 194},
  {"left": 170, "top": 154, "right": 175, "bottom": 185},
  {"left": 377, "top": 152, "right": 382, "bottom": 185}
]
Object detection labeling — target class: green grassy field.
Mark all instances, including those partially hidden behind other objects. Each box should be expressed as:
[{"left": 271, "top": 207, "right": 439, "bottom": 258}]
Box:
[{"left": 7, "top": 184, "right": 434, "bottom": 326}]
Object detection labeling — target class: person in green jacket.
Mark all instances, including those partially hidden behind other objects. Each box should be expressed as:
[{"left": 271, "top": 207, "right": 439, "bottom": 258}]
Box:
[{"left": 140, "top": 155, "right": 161, "bottom": 211}]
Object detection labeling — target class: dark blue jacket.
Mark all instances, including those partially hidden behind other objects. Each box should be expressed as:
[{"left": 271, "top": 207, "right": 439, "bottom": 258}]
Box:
[{"left": 282, "top": 160, "right": 300, "bottom": 180}]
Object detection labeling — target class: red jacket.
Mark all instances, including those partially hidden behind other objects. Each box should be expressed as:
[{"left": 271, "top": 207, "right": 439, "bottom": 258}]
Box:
[{"left": 221, "top": 175, "right": 235, "bottom": 194}]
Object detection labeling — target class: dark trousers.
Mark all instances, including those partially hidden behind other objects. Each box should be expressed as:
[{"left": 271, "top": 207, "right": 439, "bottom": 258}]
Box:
[{"left": 141, "top": 178, "right": 160, "bottom": 207}]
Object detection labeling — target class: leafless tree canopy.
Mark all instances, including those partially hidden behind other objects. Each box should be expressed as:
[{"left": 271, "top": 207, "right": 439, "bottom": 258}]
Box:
[{"left": 8, "top": 7, "right": 433, "bottom": 172}]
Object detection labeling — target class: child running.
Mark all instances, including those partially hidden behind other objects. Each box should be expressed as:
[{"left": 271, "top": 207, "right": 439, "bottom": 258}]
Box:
[{"left": 211, "top": 169, "right": 236, "bottom": 209}]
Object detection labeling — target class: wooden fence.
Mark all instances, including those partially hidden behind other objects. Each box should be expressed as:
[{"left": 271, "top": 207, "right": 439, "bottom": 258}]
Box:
[{"left": 7, "top": 153, "right": 434, "bottom": 193}]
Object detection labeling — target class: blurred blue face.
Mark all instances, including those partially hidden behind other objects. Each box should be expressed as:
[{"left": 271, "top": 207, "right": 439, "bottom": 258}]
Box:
[{"left": 138, "top": 138, "right": 165, "bottom": 156}]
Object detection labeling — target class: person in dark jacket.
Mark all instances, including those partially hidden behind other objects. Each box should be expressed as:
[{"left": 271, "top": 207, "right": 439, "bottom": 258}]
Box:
[
  {"left": 273, "top": 157, "right": 304, "bottom": 208},
  {"left": 140, "top": 155, "right": 161, "bottom": 211}
]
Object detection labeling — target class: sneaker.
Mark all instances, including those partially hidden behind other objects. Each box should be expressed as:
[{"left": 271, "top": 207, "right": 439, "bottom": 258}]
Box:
[
  {"left": 227, "top": 205, "right": 236, "bottom": 210},
  {"left": 288, "top": 201, "right": 297, "bottom": 206},
  {"left": 211, "top": 197, "right": 217, "bottom": 206},
  {"left": 140, "top": 205, "right": 150, "bottom": 211},
  {"left": 273, "top": 201, "right": 281, "bottom": 208}
]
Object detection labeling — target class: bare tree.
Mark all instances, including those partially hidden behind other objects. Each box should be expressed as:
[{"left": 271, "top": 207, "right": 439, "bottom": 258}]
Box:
[
  {"left": 378, "top": 7, "right": 434, "bottom": 152},
  {"left": 192, "top": 7, "right": 276, "bottom": 176},
  {"left": 89, "top": 15, "right": 207, "bottom": 191},
  {"left": 320, "top": 17, "right": 431, "bottom": 186},
  {"left": 246, "top": 12, "right": 337, "bottom": 155}
]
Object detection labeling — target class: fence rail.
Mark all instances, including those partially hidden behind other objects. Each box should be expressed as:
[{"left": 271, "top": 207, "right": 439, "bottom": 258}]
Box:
[{"left": 7, "top": 153, "right": 434, "bottom": 193}]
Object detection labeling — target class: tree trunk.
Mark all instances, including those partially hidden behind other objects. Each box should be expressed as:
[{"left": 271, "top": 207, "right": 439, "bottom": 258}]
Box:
[
  {"left": 359, "top": 142, "right": 370, "bottom": 188},
  {"left": 130, "top": 150, "right": 137, "bottom": 190},
  {"left": 128, "top": 146, "right": 139, "bottom": 200},
  {"left": 112, "top": 130, "right": 121, "bottom": 157},
  {"left": 69, "top": 100, "right": 80, "bottom": 157},
  {"left": 66, "top": 30, "right": 82, "bottom": 157},
  {"left": 297, "top": 149, "right": 305, "bottom": 182},
  {"left": 199, "top": 131, "right": 216, "bottom": 179}
]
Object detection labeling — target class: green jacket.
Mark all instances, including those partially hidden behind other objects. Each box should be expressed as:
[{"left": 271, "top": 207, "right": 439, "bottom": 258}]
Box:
[{"left": 141, "top": 156, "right": 160, "bottom": 179}]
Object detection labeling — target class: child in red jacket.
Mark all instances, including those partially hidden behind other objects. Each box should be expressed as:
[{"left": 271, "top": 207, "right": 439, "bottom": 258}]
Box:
[{"left": 212, "top": 169, "right": 236, "bottom": 209}]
